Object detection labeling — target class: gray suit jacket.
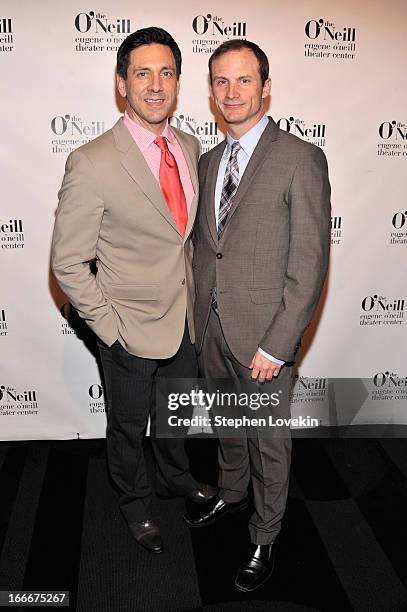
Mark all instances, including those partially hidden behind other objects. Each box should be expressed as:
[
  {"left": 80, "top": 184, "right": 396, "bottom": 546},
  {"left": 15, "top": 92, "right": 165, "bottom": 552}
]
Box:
[
  {"left": 52, "top": 118, "right": 199, "bottom": 359},
  {"left": 193, "top": 117, "right": 331, "bottom": 366}
]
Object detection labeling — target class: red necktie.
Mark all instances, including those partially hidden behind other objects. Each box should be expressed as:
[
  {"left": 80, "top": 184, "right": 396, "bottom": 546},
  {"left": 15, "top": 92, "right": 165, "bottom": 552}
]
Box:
[{"left": 154, "top": 136, "right": 188, "bottom": 237}]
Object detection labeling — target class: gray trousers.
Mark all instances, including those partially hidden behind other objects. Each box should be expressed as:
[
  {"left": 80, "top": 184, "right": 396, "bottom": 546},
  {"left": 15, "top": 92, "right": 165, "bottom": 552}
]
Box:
[{"left": 199, "top": 309, "right": 292, "bottom": 545}]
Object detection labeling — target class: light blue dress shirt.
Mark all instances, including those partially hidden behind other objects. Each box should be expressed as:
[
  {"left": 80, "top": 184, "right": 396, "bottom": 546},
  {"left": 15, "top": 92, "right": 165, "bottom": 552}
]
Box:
[{"left": 214, "top": 114, "right": 285, "bottom": 367}]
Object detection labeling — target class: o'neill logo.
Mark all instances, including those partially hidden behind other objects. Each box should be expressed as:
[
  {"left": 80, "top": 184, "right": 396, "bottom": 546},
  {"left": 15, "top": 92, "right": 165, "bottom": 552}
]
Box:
[
  {"left": 372, "top": 371, "right": 407, "bottom": 402},
  {"left": 277, "top": 116, "right": 326, "bottom": 149},
  {"left": 291, "top": 375, "right": 327, "bottom": 406},
  {"left": 74, "top": 11, "right": 131, "bottom": 52},
  {"left": 331, "top": 216, "right": 342, "bottom": 245},
  {"left": 192, "top": 13, "right": 247, "bottom": 54},
  {"left": 373, "top": 371, "right": 407, "bottom": 388},
  {"left": 295, "top": 376, "right": 327, "bottom": 391},
  {"left": 50, "top": 114, "right": 105, "bottom": 154},
  {"left": 0, "top": 309, "right": 7, "bottom": 336},
  {"left": 390, "top": 210, "right": 407, "bottom": 245},
  {"left": 0, "top": 385, "right": 39, "bottom": 416},
  {"left": 170, "top": 114, "right": 219, "bottom": 153},
  {"left": 1, "top": 219, "right": 24, "bottom": 250},
  {"left": 0, "top": 18, "right": 13, "bottom": 52},
  {"left": 88, "top": 384, "right": 105, "bottom": 414},
  {"left": 360, "top": 294, "right": 406, "bottom": 327},
  {"left": 304, "top": 18, "right": 356, "bottom": 60},
  {"left": 377, "top": 121, "right": 407, "bottom": 159}
]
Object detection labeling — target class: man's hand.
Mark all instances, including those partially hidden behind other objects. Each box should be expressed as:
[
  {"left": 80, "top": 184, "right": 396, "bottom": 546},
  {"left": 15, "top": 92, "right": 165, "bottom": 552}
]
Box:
[{"left": 249, "top": 351, "right": 282, "bottom": 383}]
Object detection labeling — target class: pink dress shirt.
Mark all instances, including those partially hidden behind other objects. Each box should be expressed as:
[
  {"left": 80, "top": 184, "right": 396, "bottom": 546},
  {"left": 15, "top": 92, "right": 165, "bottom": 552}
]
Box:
[{"left": 123, "top": 111, "right": 194, "bottom": 212}]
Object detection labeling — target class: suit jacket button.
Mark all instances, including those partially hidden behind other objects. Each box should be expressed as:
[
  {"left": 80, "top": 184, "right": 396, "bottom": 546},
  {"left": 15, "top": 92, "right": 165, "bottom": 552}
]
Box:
[
  {"left": 181, "top": 278, "right": 185, "bottom": 285},
  {"left": 216, "top": 253, "right": 223, "bottom": 259}
]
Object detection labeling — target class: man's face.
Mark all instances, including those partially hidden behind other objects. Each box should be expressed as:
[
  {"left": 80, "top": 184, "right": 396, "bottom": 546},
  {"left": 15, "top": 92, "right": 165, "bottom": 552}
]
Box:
[
  {"left": 210, "top": 48, "right": 271, "bottom": 138},
  {"left": 117, "top": 43, "right": 179, "bottom": 134}
]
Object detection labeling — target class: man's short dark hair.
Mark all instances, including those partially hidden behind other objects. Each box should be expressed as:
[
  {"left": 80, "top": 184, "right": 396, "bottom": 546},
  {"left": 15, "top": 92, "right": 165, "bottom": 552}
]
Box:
[
  {"left": 209, "top": 39, "right": 269, "bottom": 85},
  {"left": 117, "top": 27, "right": 182, "bottom": 80}
]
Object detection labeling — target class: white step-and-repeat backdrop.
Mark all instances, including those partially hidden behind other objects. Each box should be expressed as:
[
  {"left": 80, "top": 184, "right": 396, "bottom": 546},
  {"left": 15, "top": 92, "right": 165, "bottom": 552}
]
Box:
[{"left": 1, "top": 0, "right": 406, "bottom": 440}]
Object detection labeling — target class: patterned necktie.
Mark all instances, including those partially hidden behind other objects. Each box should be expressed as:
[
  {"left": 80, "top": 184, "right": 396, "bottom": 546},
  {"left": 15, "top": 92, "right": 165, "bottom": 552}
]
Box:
[
  {"left": 218, "top": 141, "right": 241, "bottom": 238},
  {"left": 211, "top": 141, "right": 242, "bottom": 314},
  {"left": 154, "top": 136, "right": 188, "bottom": 236}
]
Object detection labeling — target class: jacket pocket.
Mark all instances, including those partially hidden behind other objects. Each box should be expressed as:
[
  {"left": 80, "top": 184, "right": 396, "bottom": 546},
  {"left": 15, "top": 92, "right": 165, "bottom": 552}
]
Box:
[
  {"left": 108, "top": 284, "right": 159, "bottom": 301},
  {"left": 248, "top": 287, "right": 283, "bottom": 304}
]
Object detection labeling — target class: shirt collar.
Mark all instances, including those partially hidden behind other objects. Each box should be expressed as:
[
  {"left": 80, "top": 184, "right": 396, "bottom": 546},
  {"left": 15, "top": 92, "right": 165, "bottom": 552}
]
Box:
[
  {"left": 225, "top": 114, "right": 269, "bottom": 157},
  {"left": 124, "top": 110, "right": 175, "bottom": 152}
]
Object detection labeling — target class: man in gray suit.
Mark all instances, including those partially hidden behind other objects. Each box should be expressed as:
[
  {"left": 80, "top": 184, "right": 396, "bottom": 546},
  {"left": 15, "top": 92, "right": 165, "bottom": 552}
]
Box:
[{"left": 185, "top": 39, "right": 331, "bottom": 591}]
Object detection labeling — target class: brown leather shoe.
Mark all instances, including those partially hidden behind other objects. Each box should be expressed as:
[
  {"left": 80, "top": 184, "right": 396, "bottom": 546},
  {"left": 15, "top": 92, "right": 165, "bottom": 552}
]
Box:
[
  {"left": 186, "top": 483, "right": 218, "bottom": 503},
  {"left": 128, "top": 520, "right": 163, "bottom": 553}
]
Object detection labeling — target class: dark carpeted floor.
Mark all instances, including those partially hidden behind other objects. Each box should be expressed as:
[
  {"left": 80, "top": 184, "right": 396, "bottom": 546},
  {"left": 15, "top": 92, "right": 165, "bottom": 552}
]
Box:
[{"left": 1, "top": 436, "right": 407, "bottom": 611}]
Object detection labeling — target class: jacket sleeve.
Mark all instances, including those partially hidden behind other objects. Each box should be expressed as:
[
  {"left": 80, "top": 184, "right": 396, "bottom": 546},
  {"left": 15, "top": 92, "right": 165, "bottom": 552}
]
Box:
[
  {"left": 259, "top": 145, "right": 331, "bottom": 362},
  {"left": 51, "top": 148, "right": 118, "bottom": 346}
]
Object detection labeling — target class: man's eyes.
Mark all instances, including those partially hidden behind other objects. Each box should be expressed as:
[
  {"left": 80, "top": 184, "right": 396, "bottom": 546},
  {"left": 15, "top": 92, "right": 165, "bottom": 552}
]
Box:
[
  {"left": 215, "top": 78, "right": 251, "bottom": 86},
  {"left": 135, "top": 70, "right": 174, "bottom": 78}
]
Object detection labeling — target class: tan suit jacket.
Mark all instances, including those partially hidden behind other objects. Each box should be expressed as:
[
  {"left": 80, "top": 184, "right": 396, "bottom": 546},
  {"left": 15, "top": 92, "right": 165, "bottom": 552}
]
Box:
[
  {"left": 193, "top": 117, "right": 331, "bottom": 366},
  {"left": 52, "top": 118, "right": 199, "bottom": 358}
]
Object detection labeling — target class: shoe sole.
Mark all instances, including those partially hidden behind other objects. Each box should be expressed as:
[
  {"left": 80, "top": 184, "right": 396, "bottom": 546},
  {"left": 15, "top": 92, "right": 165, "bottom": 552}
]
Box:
[
  {"left": 184, "top": 498, "right": 249, "bottom": 528},
  {"left": 234, "top": 564, "right": 275, "bottom": 593}
]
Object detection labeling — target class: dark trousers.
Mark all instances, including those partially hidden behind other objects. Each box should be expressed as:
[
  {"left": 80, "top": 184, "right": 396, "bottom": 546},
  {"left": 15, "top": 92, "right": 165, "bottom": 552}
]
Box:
[
  {"left": 98, "top": 324, "right": 199, "bottom": 523},
  {"left": 199, "top": 310, "right": 292, "bottom": 545}
]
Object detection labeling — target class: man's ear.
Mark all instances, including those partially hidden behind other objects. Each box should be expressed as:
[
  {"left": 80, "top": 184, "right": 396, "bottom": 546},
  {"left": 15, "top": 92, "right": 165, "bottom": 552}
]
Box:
[
  {"left": 262, "top": 78, "right": 271, "bottom": 99},
  {"left": 116, "top": 73, "right": 127, "bottom": 99}
]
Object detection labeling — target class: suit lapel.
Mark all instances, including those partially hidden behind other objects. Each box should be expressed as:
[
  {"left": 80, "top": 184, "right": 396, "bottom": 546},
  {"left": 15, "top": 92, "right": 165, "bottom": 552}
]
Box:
[
  {"left": 221, "top": 117, "right": 280, "bottom": 233},
  {"left": 112, "top": 119, "right": 180, "bottom": 235},
  {"left": 205, "top": 141, "right": 226, "bottom": 246}
]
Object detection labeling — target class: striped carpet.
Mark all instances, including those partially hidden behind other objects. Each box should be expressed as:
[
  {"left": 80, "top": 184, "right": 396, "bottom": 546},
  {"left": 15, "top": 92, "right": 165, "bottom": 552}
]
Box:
[{"left": 1, "top": 437, "right": 407, "bottom": 611}]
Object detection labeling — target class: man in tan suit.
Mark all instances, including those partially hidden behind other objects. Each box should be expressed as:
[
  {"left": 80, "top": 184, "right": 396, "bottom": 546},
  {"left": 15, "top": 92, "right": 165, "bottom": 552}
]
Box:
[
  {"left": 185, "top": 39, "right": 331, "bottom": 590},
  {"left": 51, "top": 27, "right": 215, "bottom": 554}
]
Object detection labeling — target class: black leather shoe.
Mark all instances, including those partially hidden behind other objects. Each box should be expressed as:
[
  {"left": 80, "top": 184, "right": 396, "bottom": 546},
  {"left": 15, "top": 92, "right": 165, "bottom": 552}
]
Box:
[
  {"left": 156, "top": 482, "right": 217, "bottom": 502},
  {"left": 128, "top": 520, "right": 163, "bottom": 553},
  {"left": 234, "top": 536, "right": 279, "bottom": 592},
  {"left": 184, "top": 494, "right": 249, "bottom": 527},
  {"left": 186, "top": 483, "right": 218, "bottom": 503}
]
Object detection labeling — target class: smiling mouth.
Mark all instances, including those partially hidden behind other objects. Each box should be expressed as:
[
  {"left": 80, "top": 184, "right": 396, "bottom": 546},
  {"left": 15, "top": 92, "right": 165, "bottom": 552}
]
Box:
[{"left": 145, "top": 98, "right": 165, "bottom": 104}]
